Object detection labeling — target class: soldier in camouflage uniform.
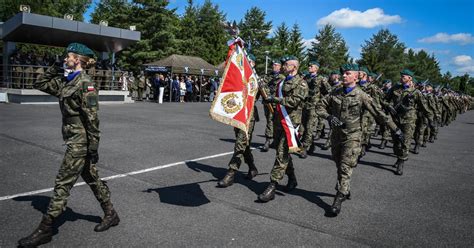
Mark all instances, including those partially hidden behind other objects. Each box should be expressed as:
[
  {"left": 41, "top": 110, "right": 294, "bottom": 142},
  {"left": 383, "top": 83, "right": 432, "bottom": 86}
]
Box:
[
  {"left": 321, "top": 70, "right": 343, "bottom": 150},
  {"left": 217, "top": 54, "right": 259, "bottom": 187},
  {"left": 378, "top": 80, "right": 393, "bottom": 149},
  {"left": 258, "top": 56, "right": 308, "bottom": 202},
  {"left": 261, "top": 59, "right": 285, "bottom": 152},
  {"left": 384, "top": 69, "right": 434, "bottom": 175},
  {"left": 299, "top": 61, "right": 328, "bottom": 158},
  {"left": 137, "top": 71, "right": 146, "bottom": 101},
  {"left": 18, "top": 43, "right": 119, "bottom": 248},
  {"left": 423, "top": 84, "right": 441, "bottom": 143},
  {"left": 413, "top": 83, "right": 436, "bottom": 152},
  {"left": 316, "top": 63, "right": 403, "bottom": 216}
]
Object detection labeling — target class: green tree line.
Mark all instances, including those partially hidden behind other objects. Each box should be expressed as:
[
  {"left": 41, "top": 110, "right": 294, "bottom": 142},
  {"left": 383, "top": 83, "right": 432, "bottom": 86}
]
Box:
[{"left": 1, "top": 0, "right": 472, "bottom": 95}]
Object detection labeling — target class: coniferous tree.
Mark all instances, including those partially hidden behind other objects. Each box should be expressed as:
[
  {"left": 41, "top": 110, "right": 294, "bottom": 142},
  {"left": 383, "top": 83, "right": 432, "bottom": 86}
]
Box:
[
  {"left": 358, "top": 29, "right": 406, "bottom": 82},
  {"left": 307, "top": 24, "right": 349, "bottom": 75}
]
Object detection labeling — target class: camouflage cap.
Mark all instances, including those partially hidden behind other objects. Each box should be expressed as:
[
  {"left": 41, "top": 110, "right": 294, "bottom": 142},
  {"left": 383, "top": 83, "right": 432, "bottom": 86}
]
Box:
[
  {"left": 340, "top": 63, "right": 359, "bottom": 73},
  {"left": 308, "top": 60, "right": 320, "bottom": 67},
  {"left": 400, "top": 69, "right": 414, "bottom": 77},
  {"left": 66, "top": 43, "right": 95, "bottom": 58}
]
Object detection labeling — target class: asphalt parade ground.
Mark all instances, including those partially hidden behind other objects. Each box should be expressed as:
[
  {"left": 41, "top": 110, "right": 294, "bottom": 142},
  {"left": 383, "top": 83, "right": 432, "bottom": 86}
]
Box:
[{"left": 1, "top": 102, "right": 473, "bottom": 247}]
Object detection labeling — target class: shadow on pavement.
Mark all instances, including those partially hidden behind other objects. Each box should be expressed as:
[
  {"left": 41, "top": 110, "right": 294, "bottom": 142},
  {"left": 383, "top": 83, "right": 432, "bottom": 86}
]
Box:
[
  {"left": 14, "top": 195, "right": 102, "bottom": 235},
  {"left": 219, "top": 138, "right": 264, "bottom": 148}
]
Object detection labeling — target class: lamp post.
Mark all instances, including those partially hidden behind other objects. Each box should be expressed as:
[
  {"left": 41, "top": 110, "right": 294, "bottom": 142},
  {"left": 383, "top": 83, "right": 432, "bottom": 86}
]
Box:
[{"left": 264, "top": 50, "right": 270, "bottom": 75}]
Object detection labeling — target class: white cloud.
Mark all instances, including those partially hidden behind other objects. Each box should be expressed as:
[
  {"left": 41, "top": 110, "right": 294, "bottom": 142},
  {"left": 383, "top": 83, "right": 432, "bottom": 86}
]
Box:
[
  {"left": 418, "top": 33, "right": 474, "bottom": 45},
  {"left": 317, "top": 8, "right": 402, "bottom": 28},
  {"left": 453, "top": 55, "right": 472, "bottom": 66}
]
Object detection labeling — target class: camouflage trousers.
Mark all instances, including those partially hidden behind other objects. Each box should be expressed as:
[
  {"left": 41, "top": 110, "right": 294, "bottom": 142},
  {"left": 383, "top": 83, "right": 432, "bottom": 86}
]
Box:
[
  {"left": 379, "top": 123, "right": 391, "bottom": 141},
  {"left": 47, "top": 143, "right": 110, "bottom": 218},
  {"left": 137, "top": 87, "right": 144, "bottom": 100},
  {"left": 331, "top": 134, "right": 362, "bottom": 195},
  {"left": 415, "top": 117, "right": 428, "bottom": 145},
  {"left": 315, "top": 116, "right": 325, "bottom": 136},
  {"left": 392, "top": 122, "right": 416, "bottom": 161},
  {"left": 361, "top": 113, "right": 375, "bottom": 146},
  {"left": 270, "top": 126, "right": 295, "bottom": 182},
  {"left": 263, "top": 104, "right": 274, "bottom": 139},
  {"left": 300, "top": 108, "right": 318, "bottom": 149},
  {"left": 229, "top": 117, "right": 256, "bottom": 171}
]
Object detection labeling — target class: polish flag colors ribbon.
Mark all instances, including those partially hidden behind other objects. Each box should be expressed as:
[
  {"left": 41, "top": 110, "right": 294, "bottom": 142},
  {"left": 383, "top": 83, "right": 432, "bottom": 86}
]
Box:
[{"left": 275, "top": 78, "right": 302, "bottom": 153}]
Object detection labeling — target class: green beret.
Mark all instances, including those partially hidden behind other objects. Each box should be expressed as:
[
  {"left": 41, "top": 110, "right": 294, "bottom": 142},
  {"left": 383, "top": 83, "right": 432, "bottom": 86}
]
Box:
[
  {"left": 359, "top": 66, "right": 369, "bottom": 74},
  {"left": 286, "top": 55, "right": 298, "bottom": 61},
  {"left": 272, "top": 59, "right": 281, "bottom": 65},
  {"left": 280, "top": 56, "right": 289, "bottom": 64},
  {"left": 340, "top": 63, "right": 359, "bottom": 73},
  {"left": 368, "top": 72, "right": 378, "bottom": 78},
  {"left": 330, "top": 70, "right": 341, "bottom": 75},
  {"left": 309, "top": 60, "right": 320, "bottom": 67},
  {"left": 400, "top": 69, "right": 414, "bottom": 77},
  {"left": 383, "top": 79, "right": 392, "bottom": 84},
  {"left": 248, "top": 54, "right": 256, "bottom": 62},
  {"left": 66, "top": 43, "right": 95, "bottom": 58}
]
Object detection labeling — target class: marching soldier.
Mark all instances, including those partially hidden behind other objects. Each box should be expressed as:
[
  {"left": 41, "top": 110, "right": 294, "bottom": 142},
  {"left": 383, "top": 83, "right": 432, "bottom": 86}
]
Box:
[
  {"left": 321, "top": 70, "right": 343, "bottom": 150},
  {"left": 261, "top": 59, "right": 285, "bottom": 152},
  {"left": 379, "top": 79, "right": 393, "bottom": 149},
  {"left": 384, "top": 69, "right": 434, "bottom": 175},
  {"left": 300, "top": 61, "right": 328, "bottom": 158},
  {"left": 316, "top": 63, "right": 403, "bottom": 216},
  {"left": 217, "top": 54, "right": 259, "bottom": 187},
  {"left": 258, "top": 56, "right": 308, "bottom": 202},
  {"left": 18, "top": 43, "right": 119, "bottom": 247}
]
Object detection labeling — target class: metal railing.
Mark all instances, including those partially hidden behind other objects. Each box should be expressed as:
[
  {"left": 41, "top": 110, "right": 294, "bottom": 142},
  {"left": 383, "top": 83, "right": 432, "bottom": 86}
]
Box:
[{"left": 0, "top": 64, "right": 128, "bottom": 90}]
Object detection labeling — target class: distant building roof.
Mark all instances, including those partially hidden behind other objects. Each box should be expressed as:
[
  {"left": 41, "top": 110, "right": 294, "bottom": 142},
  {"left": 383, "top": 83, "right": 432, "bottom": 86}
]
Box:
[{"left": 0, "top": 12, "right": 140, "bottom": 52}]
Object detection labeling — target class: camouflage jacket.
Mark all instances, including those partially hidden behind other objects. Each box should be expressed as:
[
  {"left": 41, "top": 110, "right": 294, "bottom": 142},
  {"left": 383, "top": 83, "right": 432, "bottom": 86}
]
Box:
[
  {"left": 385, "top": 84, "right": 434, "bottom": 124},
  {"left": 262, "top": 72, "right": 285, "bottom": 99},
  {"left": 317, "top": 86, "right": 397, "bottom": 140},
  {"left": 302, "top": 74, "right": 329, "bottom": 109},
  {"left": 425, "top": 93, "right": 441, "bottom": 119},
  {"left": 276, "top": 74, "right": 308, "bottom": 126},
  {"left": 34, "top": 66, "right": 100, "bottom": 153}
]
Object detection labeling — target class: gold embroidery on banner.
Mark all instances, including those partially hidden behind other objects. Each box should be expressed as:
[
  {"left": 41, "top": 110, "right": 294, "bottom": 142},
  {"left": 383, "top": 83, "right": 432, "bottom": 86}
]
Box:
[{"left": 221, "top": 93, "right": 242, "bottom": 114}]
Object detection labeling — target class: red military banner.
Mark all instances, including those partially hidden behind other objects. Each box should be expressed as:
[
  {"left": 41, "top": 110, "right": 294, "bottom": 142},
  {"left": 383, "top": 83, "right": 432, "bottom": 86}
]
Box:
[{"left": 209, "top": 40, "right": 258, "bottom": 135}]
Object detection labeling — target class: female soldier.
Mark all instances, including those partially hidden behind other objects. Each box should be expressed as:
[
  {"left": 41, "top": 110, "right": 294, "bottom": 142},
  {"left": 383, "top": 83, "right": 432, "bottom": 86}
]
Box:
[{"left": 18, "top": 43, "right": 119, "bottom": 247}]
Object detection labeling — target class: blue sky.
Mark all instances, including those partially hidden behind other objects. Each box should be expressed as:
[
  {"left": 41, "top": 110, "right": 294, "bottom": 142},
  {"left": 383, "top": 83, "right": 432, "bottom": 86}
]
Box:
[{"left": 85, "top": 0, "right": 474, "bottom": 76}]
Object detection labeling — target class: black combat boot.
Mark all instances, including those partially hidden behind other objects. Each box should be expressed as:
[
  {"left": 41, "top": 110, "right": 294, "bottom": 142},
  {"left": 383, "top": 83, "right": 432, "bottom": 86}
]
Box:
[
  {"left": 413, "top": 144, "right": 420, "bottom": 154},
  {"left": 421, "top": 140, "right": 427, "bottom": 147},
  {"left": 307, "top": 143, "right": 315, "bottom": 154},
  {"left": 395, "top": 159, "right": 404, "bottom": 176},
  {"left": 261, "top": 138, "right": 272, "bottom": 152},
  {"left": 286, "top": 173, "right": 298, "bottom": 192},
  {"left": 217, "top": 169, "right": 236, "bottom": 187},
  {"left": 428, "top": 135, "right": 435, "bottom": 143},
  {"left": 379, "top": 139, "right": 387, "bottom": 149},
  {"left": 320, "top": 129, "right": 326, "bottom": 139},
  {"left": 245, "top": 162, "right": 258, "bottom": 180},
  {"left": 258, "top": 181, "right": 277, "bottom": 202},
  {"left": 18, "top": 215, "right": 54, "bottom": 247},
  {"left": 94, "top": 201, "right": 120, "bottom": 232},
  {"left": 299, "top": 147, "right": 308, "bottom": 159},
  {"left": 314, "top": 131, "right": 321, "bottom": 141},
  {"left": 329, "top": 191, "right": 347, "bottom": 216}
]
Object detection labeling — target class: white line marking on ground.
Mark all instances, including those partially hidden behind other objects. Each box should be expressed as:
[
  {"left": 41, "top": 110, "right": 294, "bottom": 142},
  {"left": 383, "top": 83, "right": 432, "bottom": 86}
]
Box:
[{"left": 0, "top": 150, "right": 238, "bottom": 201}]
